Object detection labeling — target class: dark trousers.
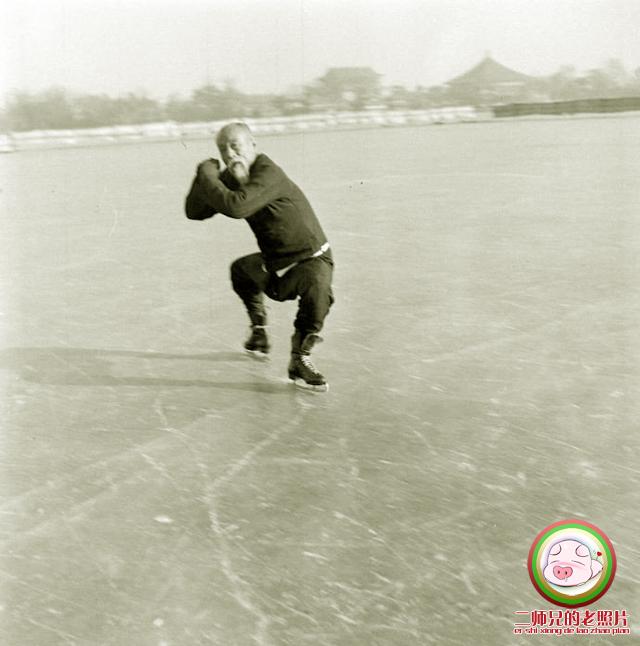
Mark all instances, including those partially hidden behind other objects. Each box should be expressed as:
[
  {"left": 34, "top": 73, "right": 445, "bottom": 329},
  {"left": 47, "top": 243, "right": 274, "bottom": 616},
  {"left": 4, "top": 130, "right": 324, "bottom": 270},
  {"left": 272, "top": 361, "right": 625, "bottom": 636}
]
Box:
[{"left": 230, "top": 252, "right": 334, "bottom": 338}]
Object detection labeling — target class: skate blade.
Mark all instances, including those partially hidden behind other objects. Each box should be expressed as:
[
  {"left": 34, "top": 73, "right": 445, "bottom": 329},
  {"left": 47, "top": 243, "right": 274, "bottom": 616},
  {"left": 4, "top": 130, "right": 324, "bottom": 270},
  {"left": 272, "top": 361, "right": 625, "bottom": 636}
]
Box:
[
  {"left": 245, "top": 349, "right": 270, "bottom": 361},
  {"left": 290, "top": 378, "right": 329, "bottom": 393}
]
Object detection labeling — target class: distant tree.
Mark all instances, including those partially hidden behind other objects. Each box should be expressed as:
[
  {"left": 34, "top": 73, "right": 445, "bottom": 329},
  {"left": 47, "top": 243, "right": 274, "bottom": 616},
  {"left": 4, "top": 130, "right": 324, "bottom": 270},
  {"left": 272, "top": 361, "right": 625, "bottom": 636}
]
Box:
[
  {"left": 191, "top": 84, "right": 225, "bottom": 119},
  {"left": 72, "top": 93, "right": 119, "bottom": 127},
  {"left": 385, "top": 84, "right": 411, "bottom": 109},
  {"left": 546, "top": 65, "right": 579, "bottom": 101},
  {"left": 268, "top": 92, "right": 307, "bottom": 116},
  {"left": 218, "top": 80, "right": 247, "bottom": 117},
  {"left": 420, "top": 85, "right": 449, "bottom": 107},
  {"left": 183, "top": 82, "right": 247, "bottom": 121},
  {"left": 582, "top": 68, "right": 614, "bottom": 98},
  {"left": 604, "top": 59, "right": 629, "bottom": 88},
  {"left": 524, "top": 75, "right": 552, "bottom": 102},
  {"left": 4, "top": 87, "right": 75, "bottom": 130},
  {"left": 539, "top": 60, "right": 640, "bottom": 101},
  {"left": 405, "top": 85, "right": 431, "bottom": 109},
  {"left": 165, "top": 94, "right": 199, "bottom": 122},
  {"left": 631, "top": 67, "right": 640, "bottom": 93},
  {"left": 111, "top": 93, "right": 162, "bottom": 124},
  {"left": 1, "top": 87, "right": 165, "bottom": 130}
]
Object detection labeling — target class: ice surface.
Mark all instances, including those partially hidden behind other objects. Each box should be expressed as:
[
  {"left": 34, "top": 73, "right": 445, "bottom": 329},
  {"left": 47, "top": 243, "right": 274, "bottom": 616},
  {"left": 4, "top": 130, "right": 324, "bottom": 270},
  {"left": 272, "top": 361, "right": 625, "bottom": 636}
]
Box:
[{"left": 1, "top": 119, "right": 639, "bottom": 645}]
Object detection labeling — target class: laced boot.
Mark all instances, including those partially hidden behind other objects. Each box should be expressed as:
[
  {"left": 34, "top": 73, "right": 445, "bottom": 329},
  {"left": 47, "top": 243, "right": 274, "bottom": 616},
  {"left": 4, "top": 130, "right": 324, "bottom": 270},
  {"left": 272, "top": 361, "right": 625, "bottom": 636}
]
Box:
[
  {"left": 244, "top": 308, "right": 270, "bottom": 357},
  {"left": 288, "top": 332, "right": 328, "bottom": 391}
]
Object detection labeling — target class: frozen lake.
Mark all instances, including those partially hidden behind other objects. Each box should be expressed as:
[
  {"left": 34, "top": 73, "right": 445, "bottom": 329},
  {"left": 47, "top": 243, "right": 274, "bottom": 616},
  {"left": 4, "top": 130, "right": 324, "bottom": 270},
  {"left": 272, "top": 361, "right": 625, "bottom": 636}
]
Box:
[{"left": 1, "top": 117, "right": 639, "bottom": 644}]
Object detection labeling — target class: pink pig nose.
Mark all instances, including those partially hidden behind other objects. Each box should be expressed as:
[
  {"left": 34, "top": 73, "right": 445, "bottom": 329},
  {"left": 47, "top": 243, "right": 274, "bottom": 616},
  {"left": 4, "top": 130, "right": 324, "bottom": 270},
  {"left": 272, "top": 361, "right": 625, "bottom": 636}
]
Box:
[{"left": 553, "top": 566, "right": 573, "bottom": 580}]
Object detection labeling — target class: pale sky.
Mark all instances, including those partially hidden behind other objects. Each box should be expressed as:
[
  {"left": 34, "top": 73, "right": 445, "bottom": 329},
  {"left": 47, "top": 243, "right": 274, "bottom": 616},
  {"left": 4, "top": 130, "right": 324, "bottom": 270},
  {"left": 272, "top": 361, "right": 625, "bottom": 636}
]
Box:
[{"left": 2, "top": 0, "right": 640, "bottom": 100}]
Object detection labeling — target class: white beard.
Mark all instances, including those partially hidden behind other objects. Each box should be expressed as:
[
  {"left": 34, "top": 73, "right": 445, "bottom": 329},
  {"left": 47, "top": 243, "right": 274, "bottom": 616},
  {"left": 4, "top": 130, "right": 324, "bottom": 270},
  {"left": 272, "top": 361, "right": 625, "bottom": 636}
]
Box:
[{"left": 229, "top": 161, "right": 249, "bottom": 185}]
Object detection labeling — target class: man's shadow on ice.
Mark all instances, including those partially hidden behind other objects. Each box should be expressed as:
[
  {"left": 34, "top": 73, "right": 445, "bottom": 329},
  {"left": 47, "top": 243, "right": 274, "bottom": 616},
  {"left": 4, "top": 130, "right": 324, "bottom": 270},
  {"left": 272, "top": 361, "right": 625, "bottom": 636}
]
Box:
[{"left": 0, "top": 347, "right": 289, "bottom": 394}]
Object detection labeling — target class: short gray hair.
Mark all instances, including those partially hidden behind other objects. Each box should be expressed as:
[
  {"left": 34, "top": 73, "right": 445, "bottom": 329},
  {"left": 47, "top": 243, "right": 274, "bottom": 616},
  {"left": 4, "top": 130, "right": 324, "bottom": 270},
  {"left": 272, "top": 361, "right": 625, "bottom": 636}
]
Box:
[{"left": 216, "top": 122, "right": 253, "bottom": 147}]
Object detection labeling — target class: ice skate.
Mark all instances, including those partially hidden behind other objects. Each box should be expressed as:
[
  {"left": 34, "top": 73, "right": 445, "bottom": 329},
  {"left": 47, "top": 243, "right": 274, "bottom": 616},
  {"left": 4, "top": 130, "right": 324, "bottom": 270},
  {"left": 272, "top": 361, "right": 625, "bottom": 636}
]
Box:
[
  {"left": 244, "top": 324, "right": 270, "bottom": 359},
  {"left": 288, "top": 333, "right": 328, "bottom": 392}
]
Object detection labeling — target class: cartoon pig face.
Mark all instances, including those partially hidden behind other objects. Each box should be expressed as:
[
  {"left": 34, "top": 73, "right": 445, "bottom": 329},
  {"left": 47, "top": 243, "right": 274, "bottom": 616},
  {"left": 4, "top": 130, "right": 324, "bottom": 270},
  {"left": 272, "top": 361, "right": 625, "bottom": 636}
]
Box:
[{"left": 543, "top": 539, "right": 603, "bottom": 587}]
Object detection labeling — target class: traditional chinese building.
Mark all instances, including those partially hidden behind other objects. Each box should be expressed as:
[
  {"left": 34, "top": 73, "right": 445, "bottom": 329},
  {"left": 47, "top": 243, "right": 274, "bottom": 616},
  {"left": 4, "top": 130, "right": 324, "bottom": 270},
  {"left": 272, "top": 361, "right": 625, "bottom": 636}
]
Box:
[{"left": 445, "top": 55, "right": 535, "bottom": 104}]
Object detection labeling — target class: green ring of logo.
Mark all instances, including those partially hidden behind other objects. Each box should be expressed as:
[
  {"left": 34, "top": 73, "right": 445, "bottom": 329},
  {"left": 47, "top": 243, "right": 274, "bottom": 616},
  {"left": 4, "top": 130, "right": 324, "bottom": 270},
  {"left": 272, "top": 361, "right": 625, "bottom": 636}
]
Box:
[{"left": 527, "top": 520, "right": 617, "bottom": 608}]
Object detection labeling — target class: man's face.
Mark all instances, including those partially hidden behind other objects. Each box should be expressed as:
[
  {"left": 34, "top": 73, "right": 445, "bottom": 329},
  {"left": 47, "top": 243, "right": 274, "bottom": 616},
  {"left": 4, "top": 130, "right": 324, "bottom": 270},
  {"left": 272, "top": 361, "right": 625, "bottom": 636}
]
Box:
[{"left": 217, "top": 128, "right": 256, "bottom": 185}]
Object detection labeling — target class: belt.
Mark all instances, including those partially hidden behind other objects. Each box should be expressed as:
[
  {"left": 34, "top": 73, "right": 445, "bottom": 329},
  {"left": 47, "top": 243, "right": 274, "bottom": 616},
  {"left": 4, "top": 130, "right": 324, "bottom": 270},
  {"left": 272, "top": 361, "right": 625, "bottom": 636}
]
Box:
[{"left": 270, "top": 242, "right": 330, "bottom": 278}]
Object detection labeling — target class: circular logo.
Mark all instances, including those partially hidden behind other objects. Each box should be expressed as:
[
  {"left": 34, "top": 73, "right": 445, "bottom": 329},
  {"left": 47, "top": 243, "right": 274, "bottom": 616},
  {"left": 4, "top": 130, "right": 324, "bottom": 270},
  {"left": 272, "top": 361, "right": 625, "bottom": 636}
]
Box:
[{"left": 528, "top": 520, "right": 616, "bottom": 608}]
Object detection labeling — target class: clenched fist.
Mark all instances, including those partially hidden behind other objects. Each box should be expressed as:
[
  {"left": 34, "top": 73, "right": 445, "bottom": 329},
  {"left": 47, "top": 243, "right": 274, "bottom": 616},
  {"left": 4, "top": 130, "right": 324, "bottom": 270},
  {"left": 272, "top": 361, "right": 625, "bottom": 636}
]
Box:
[{"left": 197, "top": 158, "right": 221, "bottom": 183}]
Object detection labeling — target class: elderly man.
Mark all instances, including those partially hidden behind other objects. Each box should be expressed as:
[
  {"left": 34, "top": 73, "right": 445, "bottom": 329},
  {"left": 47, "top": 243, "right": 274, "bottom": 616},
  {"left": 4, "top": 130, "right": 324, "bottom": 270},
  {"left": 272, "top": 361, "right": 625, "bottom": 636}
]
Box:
[{"left": 185, "top": 122, "right": 334, "bottom": 391}]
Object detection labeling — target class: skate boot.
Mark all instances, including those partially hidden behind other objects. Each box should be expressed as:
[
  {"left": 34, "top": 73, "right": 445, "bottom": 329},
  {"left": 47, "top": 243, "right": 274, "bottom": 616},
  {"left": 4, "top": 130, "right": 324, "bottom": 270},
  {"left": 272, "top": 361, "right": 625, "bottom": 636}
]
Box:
[
  {"left": 243, "top": 306, "right": 270, "bottom": 358},
  {"left": 244, "top": 325, "right": 270, "bottom": 358},
  {"left": 288, "top": 332, "right": 328, "bottom": 392}
]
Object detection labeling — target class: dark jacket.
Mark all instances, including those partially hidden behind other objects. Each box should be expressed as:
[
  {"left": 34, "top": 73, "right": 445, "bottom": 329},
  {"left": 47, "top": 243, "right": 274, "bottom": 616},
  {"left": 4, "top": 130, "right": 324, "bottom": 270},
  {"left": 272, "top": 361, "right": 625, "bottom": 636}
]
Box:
[{"left": 185, "top": 154, "right": 328, "bottom": 272}]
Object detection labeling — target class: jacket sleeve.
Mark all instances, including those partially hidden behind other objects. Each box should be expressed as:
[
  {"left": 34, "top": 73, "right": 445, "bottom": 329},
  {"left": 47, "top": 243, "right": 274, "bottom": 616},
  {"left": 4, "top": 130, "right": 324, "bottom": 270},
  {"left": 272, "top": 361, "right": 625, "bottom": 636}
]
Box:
[
  {"left": 196, "top": 160, "right": 283, "bottom": 219},
  {"left": 185, "top": 175, "right": 216, "bottom": 220}
]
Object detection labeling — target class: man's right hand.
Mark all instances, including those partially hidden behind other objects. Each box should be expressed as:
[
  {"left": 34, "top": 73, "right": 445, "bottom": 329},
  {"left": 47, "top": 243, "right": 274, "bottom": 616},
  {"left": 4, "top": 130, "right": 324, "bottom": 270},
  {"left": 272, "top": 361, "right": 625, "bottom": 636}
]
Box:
[{"left": 197, "top": 158, "right": 221, "bottom": 183}]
